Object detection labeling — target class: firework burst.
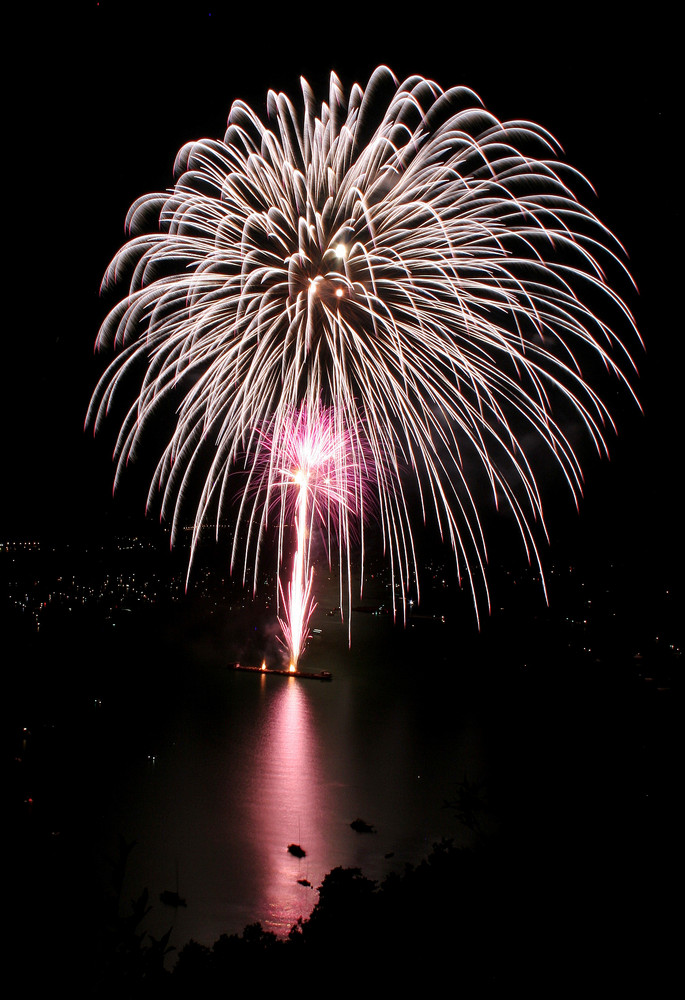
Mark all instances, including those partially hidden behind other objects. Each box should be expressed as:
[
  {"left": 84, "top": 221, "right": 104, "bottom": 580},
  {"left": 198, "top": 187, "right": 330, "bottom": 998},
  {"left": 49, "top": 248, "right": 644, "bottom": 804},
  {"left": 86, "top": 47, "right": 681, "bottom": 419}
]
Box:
[
  {"left": 89, "top": 66, "right": 639, "bottom": 655},
  {"left": 248, "top": 403, "right": 373, "bottom": 664}
]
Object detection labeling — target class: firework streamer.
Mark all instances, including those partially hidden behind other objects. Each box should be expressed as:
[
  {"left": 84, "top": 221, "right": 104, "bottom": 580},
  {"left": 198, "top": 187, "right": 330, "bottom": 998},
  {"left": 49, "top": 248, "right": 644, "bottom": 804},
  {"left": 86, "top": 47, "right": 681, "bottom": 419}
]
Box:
[
  {"left": 252, "top": 402, "right": 371, "bottom": 665},
  {"left": 89, "top": 67, "right": 639, "bottom": 655}
]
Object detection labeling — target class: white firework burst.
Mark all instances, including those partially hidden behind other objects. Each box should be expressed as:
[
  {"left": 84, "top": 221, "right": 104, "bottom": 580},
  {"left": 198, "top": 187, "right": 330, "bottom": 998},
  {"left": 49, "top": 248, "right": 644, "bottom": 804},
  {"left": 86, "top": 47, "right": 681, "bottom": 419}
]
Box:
[{"left": 89, "top": 66, "right": 639, "bottom": 627}]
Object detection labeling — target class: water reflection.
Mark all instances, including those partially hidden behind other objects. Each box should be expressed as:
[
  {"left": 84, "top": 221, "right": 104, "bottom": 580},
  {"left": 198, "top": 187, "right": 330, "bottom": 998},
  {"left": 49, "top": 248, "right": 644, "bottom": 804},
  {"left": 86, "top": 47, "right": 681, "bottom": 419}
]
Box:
[
  {"left": 99, "top": 601, "right": 478, "bottom": 950},
  {"left": 245, "top": 677, "right": 326, "bottom": 935}
]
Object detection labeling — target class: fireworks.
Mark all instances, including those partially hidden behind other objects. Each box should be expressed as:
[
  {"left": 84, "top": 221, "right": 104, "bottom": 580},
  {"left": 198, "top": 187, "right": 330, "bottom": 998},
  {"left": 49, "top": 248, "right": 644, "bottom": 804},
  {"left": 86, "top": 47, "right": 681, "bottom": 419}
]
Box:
[
  {"left": 89, "top": 66, "right": 639, "bottom": 659},
  {"left": 252, "top": 403, "right": 373, "bottom": 664}
]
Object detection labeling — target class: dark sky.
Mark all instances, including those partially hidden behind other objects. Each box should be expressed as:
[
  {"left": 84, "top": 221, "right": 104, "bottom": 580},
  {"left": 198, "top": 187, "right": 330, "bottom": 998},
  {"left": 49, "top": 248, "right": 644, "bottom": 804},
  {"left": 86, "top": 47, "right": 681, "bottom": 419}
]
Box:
[{"left": 4, "top": 3, "right": 679, "bottom": 585}]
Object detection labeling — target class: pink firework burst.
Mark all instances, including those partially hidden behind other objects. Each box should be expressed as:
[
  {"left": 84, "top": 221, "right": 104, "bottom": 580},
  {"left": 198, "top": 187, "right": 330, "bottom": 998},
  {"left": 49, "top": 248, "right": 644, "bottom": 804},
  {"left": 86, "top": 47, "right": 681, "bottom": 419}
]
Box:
[{"left": 241, "top": 401, "right": 375, "bottom": 665}]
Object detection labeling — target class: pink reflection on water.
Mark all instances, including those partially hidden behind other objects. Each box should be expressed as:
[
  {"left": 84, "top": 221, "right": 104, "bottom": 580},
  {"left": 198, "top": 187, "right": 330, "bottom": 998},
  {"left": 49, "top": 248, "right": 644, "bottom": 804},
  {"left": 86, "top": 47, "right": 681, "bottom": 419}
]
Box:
[{"left": 245, "top": 677, "right": 328, "bottom": 935}]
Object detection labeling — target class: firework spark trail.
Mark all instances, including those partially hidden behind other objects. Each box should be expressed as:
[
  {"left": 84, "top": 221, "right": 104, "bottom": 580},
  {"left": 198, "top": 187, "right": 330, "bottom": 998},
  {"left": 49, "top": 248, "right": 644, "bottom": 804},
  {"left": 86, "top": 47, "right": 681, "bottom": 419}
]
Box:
[
  {"left": 280, "top": 468, "right": 313, "bottom": 668},
  {"left": 261, "top": 403, "right": 370, "bottom": 664},
  {"left": 89, "top": 67, "right": 639, "bottom": 653}
]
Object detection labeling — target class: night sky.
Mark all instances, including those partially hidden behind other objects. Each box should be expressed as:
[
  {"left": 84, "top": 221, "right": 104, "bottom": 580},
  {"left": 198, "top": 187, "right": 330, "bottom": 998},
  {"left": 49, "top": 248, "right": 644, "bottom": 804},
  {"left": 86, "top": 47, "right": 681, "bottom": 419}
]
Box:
[{"left": 4, "top": 3, "right": 679, "bottom": 589}]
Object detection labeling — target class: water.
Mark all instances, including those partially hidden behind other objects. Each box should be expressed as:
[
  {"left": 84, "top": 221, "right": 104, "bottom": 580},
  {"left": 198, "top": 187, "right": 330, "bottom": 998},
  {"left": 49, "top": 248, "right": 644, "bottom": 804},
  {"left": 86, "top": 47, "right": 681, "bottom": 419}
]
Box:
[
  {"left": 10, "top": 556, "right": 675, "bottom": 987},
  {"left": 82, "top": 574, "right": 486, "bottom": 952}
]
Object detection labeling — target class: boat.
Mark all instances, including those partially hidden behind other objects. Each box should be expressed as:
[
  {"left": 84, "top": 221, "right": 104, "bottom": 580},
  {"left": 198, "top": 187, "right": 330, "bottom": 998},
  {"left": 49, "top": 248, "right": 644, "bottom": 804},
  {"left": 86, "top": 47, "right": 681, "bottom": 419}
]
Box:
[
  {"left": 229, "top": 662, "right": 332, "bottom": 681},
  {"left": 350, "top": 818, "right": 376, "bottom": 833},
  {"left": 159, "top": 890, "right": 187, "bottom": 908}
]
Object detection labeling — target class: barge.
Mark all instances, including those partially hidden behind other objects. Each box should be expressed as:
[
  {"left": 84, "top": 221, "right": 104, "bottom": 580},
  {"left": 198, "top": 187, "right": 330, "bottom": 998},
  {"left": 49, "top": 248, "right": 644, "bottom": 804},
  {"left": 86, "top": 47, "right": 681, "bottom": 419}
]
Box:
[{"left": 229, "top": 662, "right": 332, "bottom": 682}]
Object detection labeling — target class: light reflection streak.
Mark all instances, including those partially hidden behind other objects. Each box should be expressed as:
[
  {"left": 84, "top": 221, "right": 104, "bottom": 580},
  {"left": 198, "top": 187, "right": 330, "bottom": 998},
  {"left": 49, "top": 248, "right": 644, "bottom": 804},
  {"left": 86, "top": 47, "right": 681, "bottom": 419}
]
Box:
[{"left": 244, "top": 678, "right": 326, "bottom": 935}]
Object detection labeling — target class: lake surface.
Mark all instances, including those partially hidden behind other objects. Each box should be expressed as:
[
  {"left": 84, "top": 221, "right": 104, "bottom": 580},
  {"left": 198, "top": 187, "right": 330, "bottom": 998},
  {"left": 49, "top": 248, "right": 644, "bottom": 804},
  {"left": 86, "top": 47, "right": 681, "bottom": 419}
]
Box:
[
  {"left": 78, "top": 572, "right": 492, "bottom": 952},
  {"left": 9, "top": 550, "right": 676, "bottom": 987}
]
